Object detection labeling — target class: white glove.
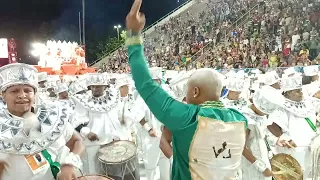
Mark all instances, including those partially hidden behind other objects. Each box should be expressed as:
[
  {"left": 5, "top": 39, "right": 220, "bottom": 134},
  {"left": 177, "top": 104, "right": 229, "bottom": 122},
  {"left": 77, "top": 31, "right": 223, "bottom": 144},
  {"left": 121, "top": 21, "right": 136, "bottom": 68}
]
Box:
[{"left": 253, "top": 159, "right": 267, "bottom": 173}]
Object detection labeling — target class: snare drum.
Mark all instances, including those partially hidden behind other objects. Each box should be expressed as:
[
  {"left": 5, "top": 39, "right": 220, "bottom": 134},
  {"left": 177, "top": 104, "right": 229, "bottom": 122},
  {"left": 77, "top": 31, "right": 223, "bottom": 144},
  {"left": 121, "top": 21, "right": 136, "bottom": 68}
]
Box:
[
  {"left": 98, "top": 140, "right": 140, "bottom": 180},
  {"left": 78, "top": 175, "right": 113, "bottom": 180}
]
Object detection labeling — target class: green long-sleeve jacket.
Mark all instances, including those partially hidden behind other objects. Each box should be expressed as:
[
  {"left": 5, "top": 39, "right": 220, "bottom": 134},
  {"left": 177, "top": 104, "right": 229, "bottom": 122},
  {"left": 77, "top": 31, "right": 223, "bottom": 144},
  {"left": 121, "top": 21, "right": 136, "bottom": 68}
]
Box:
[{"left": 128, "top": 42, "right": 248, "bottom": 180}]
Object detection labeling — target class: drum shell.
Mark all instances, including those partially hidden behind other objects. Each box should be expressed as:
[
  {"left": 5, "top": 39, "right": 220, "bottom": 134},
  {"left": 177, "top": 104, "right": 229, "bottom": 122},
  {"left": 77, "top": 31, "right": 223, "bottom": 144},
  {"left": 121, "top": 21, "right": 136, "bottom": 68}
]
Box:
[{"left": 98, "top": 141, "right": 140, "bottom": 180}]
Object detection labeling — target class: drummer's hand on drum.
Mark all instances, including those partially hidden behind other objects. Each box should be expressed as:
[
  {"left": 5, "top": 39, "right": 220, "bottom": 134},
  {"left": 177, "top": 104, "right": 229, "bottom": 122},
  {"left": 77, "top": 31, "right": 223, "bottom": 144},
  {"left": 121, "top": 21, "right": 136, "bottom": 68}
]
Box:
[
  {"left": 148, "top": 128, "right": 157, "bottom": 137},
  {"left": 263, "top": 168, "right": 273, "bottom": 177},
  {"left": 277, "top": 139, "right": 297, "bottom": 148},
  {"left": 288, "top": 140, "right": 297, "bottom": 148},
  {"left": 57, "top": 164, "right": 77, "bottom": 180},
  {"left": 87, "top": 132, "right": 99, "bottom": 141}
]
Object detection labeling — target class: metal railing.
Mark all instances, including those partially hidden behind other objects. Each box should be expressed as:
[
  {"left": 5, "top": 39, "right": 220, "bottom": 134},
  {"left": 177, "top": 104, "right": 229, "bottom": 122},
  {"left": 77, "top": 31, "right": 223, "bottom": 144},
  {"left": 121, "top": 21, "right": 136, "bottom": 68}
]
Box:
[
  {"left": 183, "top": 2, "right": 263, "bottom": 70},
  {"left": 90, "top": 0, "right": 194, "bottom": 66}
]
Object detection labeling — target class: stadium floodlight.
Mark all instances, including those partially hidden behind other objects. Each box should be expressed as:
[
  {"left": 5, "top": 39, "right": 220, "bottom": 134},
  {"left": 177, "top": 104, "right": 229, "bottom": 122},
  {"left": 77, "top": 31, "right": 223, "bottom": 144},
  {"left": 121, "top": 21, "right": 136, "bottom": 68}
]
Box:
[{"left": 114, "top": 25, "right": 122, "bottom": 40}]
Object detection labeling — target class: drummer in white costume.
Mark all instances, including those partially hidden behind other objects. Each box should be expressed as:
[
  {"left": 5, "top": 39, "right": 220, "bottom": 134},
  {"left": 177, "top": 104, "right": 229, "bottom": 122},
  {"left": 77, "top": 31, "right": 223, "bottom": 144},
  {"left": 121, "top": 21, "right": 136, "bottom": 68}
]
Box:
[
  {"left": 55, "top": 83, "right": 69, "bottom": 100},
  {"left": 262, "top": 71, "right": 281, "bottom": 90},
  {"left": 303, "top": 65, "right": 319, "bottom": 85},
  {"left": 267, "top": 73, "right": 316, "bottom": 179},
  {"left": 240, "top": 85, "right": 284, "bottom": 180},
  {"left": 55, "top": 83, "right": 75, "bottom": 116},
  {"left": 37, "top": 72, "right": 50, "bottom": 104},
  {"left": 115, "top": 75, "right": 136, "bottom": 140},
  {"left": 45, "top": 79, "right": 58, "bottom": 102},
  {"left": 38, "top": 72, "right": 48, "bottom": 90},
  {"left": 133, "top": 67, "right": 171, "bottom": 180},
  {"left": 69, "top": 78, "right": 88, "bottom": 96},
  {"left": 221, "top": 72, "right": 248, "bottom": 111},
  {"left": 72, "top": 73, "right": 128, "bottom": 175},
  {"left": 0, "top": 63, "right": 84, "bottom": 180}
]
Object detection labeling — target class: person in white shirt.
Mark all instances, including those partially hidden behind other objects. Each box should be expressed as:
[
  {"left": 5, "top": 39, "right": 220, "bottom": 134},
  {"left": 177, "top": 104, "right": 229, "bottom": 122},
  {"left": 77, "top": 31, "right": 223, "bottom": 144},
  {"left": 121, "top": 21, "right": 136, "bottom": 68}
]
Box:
[{"left": 0, "top": 63, "right": 84, "bottom": 180}]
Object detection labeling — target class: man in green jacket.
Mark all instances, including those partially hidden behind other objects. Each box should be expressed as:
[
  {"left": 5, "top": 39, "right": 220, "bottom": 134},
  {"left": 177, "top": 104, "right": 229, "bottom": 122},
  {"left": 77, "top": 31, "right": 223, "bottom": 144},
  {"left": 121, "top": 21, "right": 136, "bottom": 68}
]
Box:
[{"left": 125, "top": 0, "right": 248, "bottom": 179}]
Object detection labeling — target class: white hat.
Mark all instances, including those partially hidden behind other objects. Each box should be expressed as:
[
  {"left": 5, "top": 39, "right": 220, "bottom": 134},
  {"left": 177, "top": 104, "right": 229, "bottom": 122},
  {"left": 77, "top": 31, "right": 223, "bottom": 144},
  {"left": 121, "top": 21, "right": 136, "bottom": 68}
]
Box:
[
  {"left": 263, "top": 71, "right": 280, "bottom": 85},
  {"left": 62, "top": 75, "right": 77, "bottom": 83},
  {"left": 251, "top": 69, "right": 261, "bottom": 75},
  {"left": 217, "top": 72, "right": 227, "bottom": 86},
  {"left": 303, "top": 82, "right": 320, "bottom": 97},
  {"left": 116, "top": 75, "right": 133, "bottom": 88},
  {"left": 250, "top": 81, "right": 260, "bottom": 91},
  {"left": 169, "top": 71, "right": 193, "bottom": 101},
  {"left": 86, "top": 73, "right": 108, "bottom": 86},
  {"left": 149, "top": 67, "right": 163, "bottom": 80},
  {"left": 164, "top": 70, "right": 179, "bottom": 79},
  {"left": 282, "top": 67, "right": 300, "bottom": 77},
  {"left": 281, "top": 74, "right": 302, "bottom": 92},
  {"left": 37, "top": 72, "right": 48, "bottom": 82},
  {"left": 69, "top": 78, "right": 87, "bottom": 95},
  {"left": 104, "top": 73, "right": 120, "bottom": 79},
  {"left": 45, "top": 80, "right": 58, "bottom": 89},
  {"left": 0, "top": 63, "right": 38, "bottom": 92},
  {"left": 226, "top": 72, "right": 245, "bottom": 92},
  {"left": 304, "top": 65, "right": 319, "bottom": 76},
  {"left": 55, "top": 83, "right": 68, "bottom": 94},
  {"left": 253, "top": 85, "right": 285, "bottom": 114}
]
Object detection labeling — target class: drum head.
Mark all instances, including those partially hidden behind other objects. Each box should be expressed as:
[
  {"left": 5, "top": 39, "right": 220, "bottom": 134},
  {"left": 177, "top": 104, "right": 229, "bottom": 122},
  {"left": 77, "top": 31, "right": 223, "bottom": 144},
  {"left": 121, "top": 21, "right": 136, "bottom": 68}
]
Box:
[
  {"left": 78, "top": 175, "right": 113, "bottom": 180},
  {"left": 98, "top": 140, "right": 136, "bottom": 164},
  {"left": 271, "top": 153, "right": 303, "bottom": 180}
]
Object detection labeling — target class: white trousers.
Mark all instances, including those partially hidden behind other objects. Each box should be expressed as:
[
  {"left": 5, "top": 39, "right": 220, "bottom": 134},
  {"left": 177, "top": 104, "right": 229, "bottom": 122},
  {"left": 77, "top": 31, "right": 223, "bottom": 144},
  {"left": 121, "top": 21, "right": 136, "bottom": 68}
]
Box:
[
  {"left": 158, "top": 152, "right": 171, "bottom": 180},
  {"left": 138, "top": 129, "right": 171, "bottom": 180},
  {"left": 81, "top": 145, "right": 101, "bottom": 175}
]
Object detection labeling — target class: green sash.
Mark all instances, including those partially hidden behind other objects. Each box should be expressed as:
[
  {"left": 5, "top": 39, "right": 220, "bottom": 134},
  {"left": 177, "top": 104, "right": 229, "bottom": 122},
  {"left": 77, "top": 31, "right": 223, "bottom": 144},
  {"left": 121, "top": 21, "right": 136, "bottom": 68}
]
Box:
[
  {"left": 41, "top": 149, "right": 60, "bottom": 179},
  {"left": 305, "top": 117, "right": 317, "bottom": 133}
]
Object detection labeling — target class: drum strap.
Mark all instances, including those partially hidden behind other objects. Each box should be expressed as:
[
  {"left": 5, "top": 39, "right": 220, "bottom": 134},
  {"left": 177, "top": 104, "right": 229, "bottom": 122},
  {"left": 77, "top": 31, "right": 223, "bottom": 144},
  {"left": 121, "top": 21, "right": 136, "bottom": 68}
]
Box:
[
  {"left": 41, "top": 149, "right": 60, "bottom": 179},
  {"left": 305, "top": 117, "right": 317, "bottom": 133},
  {"left": 121, "top": 100, "right": 126, "bottom": 124}
]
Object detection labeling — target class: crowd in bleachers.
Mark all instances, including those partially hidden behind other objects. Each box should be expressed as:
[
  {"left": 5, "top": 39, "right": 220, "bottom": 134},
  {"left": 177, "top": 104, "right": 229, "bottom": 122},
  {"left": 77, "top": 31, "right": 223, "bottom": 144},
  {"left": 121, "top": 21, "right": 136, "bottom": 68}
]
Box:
[{"left": 97, "top": 0, "right": 320, "bottom": 73}]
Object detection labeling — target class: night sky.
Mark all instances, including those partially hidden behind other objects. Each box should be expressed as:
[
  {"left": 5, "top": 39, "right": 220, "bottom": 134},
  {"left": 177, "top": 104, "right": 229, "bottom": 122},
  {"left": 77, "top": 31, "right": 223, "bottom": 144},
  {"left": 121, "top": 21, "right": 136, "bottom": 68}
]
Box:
[{"left": 0, "top": 0, "right": 187, "bottom": 63}]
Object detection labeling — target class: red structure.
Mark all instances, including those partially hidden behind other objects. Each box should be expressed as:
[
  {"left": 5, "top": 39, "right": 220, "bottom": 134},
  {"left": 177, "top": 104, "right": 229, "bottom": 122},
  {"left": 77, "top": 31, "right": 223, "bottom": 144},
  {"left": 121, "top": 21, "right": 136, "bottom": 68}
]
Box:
[
  {"left": 0, "top": 38, "right": 17, "bottom": 67},
  {"left": 8, "top": 38, "right": 17, "bottom": 64}
]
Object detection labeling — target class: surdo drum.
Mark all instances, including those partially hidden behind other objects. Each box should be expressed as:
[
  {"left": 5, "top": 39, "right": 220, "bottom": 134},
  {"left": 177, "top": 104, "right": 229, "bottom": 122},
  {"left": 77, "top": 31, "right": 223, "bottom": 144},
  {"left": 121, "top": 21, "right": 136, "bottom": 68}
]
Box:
[
  {"left": 78, "top": 175, "right": 113, "bottom": 180},
  {"left": 98, "top": 140, "right": 140, "bottom": 180}
]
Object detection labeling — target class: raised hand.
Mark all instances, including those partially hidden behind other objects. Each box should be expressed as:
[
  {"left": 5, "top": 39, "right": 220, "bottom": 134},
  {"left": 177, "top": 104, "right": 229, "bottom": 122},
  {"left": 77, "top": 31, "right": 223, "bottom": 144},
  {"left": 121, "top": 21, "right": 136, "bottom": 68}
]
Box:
[{"left": 126, "top": 0, "right": 146, "bottom": 33}]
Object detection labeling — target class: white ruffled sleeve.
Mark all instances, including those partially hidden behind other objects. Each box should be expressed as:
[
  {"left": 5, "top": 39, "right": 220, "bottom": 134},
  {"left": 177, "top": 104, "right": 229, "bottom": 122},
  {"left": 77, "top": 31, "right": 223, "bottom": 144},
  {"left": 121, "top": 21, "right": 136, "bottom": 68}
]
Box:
[
  {"left": 131, "top": 96, "right": 146, "bottom": 123},
  {"left": 64, "top": 122, "right": 76, "bottom": 142},
  {"left": 72, "top": 103, "right": 90, "bottom": 137},
  {"left": 268, "top": 108, "right": 289, "bottom": 133}
]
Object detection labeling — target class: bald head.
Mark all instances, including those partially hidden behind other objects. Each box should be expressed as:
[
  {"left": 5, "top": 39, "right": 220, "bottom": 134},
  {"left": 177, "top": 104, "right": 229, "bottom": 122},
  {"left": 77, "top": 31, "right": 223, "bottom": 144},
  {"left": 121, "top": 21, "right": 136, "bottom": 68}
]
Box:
[{"left": 186, "top": 68, "right": 222, "bottom": 104}]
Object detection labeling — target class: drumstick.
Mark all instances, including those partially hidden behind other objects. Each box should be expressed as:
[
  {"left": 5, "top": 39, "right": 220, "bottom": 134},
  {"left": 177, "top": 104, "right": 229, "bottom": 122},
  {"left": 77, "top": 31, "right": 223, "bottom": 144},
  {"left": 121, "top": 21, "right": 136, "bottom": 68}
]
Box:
[{"left": 284, "top": 141, "right": 295, "bottom": 149}]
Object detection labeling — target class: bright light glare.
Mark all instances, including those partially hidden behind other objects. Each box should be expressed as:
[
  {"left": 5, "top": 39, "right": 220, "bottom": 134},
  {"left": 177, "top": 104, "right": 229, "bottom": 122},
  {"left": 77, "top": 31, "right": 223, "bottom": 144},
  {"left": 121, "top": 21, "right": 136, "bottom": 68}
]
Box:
[
  {"left": 30, "top": 43, "right": 46, "bottom": 56},
  {"left": 114, "top": 25, "right": 121, "bottom": 29},
  {"left": 32, "top": 43, "right": 45, "bottom": 49},
  {"left": 30, "top": 50, "right": 39, "bottom": 56}
]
